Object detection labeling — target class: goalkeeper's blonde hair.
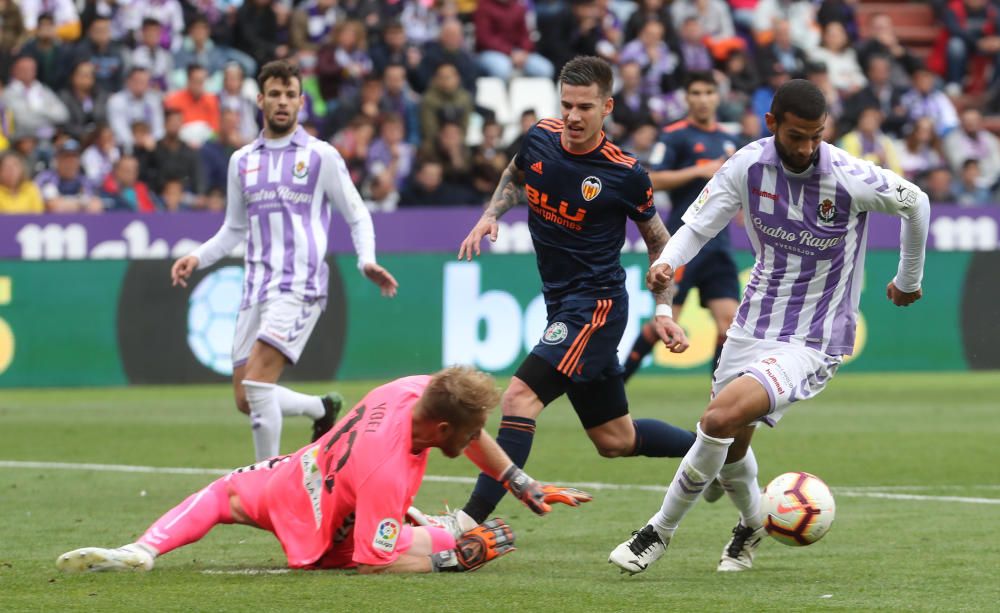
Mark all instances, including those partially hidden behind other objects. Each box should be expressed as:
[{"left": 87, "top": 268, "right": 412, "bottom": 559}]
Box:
[{"left": 421, "top": 366, "right": 501, "bottom": 429}]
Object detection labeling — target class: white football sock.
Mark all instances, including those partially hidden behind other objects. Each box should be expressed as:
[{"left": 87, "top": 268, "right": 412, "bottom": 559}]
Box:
[
  {"left": 649, "top": 423, "right": 733, "bottom": 539},
  {"left": 274, "top": 385, "right": 324, "bottom": 419},
  {"left": 718, "top": 446, "right": 763, "bottom": 529},
  {"left": 243, "top": 380, "right": 281, "bottom": 461}
]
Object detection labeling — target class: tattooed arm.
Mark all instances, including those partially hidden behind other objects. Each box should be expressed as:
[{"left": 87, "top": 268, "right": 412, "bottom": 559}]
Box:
[
  {"left": 635, "top": 214, "right": 690, "bottom": 353},
  {"left": 458, "top": 156, "right": 527, "bottom": 260}
]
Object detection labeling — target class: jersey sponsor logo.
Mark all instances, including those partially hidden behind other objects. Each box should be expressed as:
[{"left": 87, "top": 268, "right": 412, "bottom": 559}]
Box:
[
  {"left": 751, "top": 216, "right": 845, "bottom": 252},
  {"left": 542, "top": 321, "right": 568, "bottom": 345},
  {"left": 300, "top": 445, "right": 324, "bottom": 528},
  {"left": 818, "top": 198, "right": 836, "bottom": 225},
  {"left": 373, "top": 518, "right": 401, "bottom": 553},
  {"left": 752, "top": 187, "right": 778, "bottom": 201},
  {"left": 292, "top": 160, "right": 309, "bottom": 179},
  {"left": 531, "top": 161, "right": 543, "bottom": 175},
  {"left": 525, "top": 184, "right": 586, "bottom": 230},
  {"left": 894, "top": 184, "right": 917, "bottom": 207},
  {"left": 581, "top": 176, "right": 602, "bottom": 201}
]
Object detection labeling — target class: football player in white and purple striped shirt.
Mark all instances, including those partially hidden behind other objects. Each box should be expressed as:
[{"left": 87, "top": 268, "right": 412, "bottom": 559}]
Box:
[
  {"left": 171, "top": 60, "right": 398, "bottom": 462},
  {"left": 610, "top": 79, "right": 929, "bottom": 575}
]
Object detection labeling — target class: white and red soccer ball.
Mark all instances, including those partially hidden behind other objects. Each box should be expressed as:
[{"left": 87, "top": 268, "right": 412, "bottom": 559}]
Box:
[{"left": 760, "top": 472, "right": 836, "bottom": 546}]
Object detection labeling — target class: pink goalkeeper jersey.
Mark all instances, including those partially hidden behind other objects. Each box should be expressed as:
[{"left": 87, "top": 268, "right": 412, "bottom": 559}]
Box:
[{"left": 257, "top": 376, "right": 431, "bottom": 568}]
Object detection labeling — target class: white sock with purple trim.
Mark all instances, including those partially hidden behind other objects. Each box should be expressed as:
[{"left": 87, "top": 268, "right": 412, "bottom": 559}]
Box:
[
  {"left": 648, "top": 423, "right": 733, "bottom": 540},
  {"left": 243, "top": 380, "right": 281, "bottom": 461},
  {"left": 274, "top": 385, "right": 324, "bottom": 419},
  {"left": 718, "top": 446, "right": 763, "bottom": 529}
]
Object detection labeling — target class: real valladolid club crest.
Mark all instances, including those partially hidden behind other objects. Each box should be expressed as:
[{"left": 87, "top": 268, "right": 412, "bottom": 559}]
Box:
[
  {"left": 542, "top": 322, "right": 569, "bottom": 345},
  {"left": 581, "top": 176, "right": 602, "bottom": 201},
  {"left": 818, "top": 198, "right": 836, "bottom": 224},
  {"left": 293, "top": 160, "right": 309, "bottom": 179}
]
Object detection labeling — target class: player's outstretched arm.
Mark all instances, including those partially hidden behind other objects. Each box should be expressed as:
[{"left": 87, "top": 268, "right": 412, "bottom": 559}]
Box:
[
  {"left": 356, "top": 519, "right": 517, "bottom": 574},
  {"left": 458, "top": 156, "right": 526, "bottom": 260},
  {"left": 464, "top": 432, "right": 592, "bottom": 514}
]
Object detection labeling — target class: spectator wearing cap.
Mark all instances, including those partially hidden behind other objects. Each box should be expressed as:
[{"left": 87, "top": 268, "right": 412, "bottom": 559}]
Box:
[
  {"left": 19, "top": 0, "right": 80, "bottom": 42},
  {"left": 34, "top": 139, "right": 103, "bottom": 213},
  {"left": 839, "top": 106, "right": 902, "bottom": 175},
  {"left": 107, "top": 67, "right": 165, "bottom": 150},
  {"left": 756, "top": 18, "right": 809, "bottom": 78},
  {"left": 101, "top": 154, "right": 162, "bottom": 212},
  {"left": 943, "top": 108, "right": 1000, "bottom": 191},
  {"left": 475, "top": 0, "right": 555, "bottom": 81},
  {"left": 20, "top": 13, "right": 73, "bottom": 91},
  {"left": 0, "top": 151, "right": 43, "bottom": 214},
  {"left": 900, "top": 65, "right": 959, "bottom": 137},
  {"left": 74, "top": 16, "right": 128, "bottom": 93},
  {"left": 290, "top": 0, "right": 342, "bottom": 52},
  {"left": 164, "top": 64, "right": 220, "bottom": 142},
  {"left": 417, "top": 18, "right": 478, "bottom": 96},
  {"left": 1, "top": 55, "right": 68, "bottom": 142},
  {"left": 59, "top": 60, "right": 109, "bottom": 142},
  {"left": 130, "top": 18, "right": 174, "bottom": 91}
]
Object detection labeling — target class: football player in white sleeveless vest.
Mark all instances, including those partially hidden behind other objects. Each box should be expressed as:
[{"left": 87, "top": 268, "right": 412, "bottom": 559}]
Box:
[
  {"left": 609, "top": 79, "right": 928, "bottom": 575},
  {"left": 171, "top": 60, "right": 398, "bottom": 461}
]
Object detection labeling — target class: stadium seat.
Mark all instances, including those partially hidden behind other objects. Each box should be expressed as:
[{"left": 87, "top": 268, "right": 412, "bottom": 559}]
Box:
[
  {"left": 509, "top": 77, "right": 559, "bottom": 122},
  {"left": 475, "top": 76, "right": 512, "bottom": 126}
]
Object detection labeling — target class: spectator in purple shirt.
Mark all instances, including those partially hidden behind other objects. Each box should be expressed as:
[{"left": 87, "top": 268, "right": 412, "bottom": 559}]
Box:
[{"left": 35, "top": 138, "right": 103, "bottom": 213}]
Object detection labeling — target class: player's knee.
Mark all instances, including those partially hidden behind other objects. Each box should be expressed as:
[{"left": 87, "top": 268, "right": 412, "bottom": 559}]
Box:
[
  {"left": 501, "top": 380, "right": 541, "bottom": 418},
  {"left": 594, "top": 439, "right": 631, "bottom": 458},
  {"left": 700, "top": 404, "right": 741, "bottom": 439}
]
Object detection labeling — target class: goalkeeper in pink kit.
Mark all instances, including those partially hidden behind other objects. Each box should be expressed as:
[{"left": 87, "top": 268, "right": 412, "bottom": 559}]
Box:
[{"left": 57, "top": 367, "right": 590, "bottom": 574}]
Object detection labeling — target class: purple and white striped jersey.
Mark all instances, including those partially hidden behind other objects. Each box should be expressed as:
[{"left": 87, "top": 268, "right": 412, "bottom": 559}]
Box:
[
  {"left": 191, "top": 127, "right": 376, "bottom": 308},
  {"left": 675, "top": 137, "right": 928, "bottom": 357}
]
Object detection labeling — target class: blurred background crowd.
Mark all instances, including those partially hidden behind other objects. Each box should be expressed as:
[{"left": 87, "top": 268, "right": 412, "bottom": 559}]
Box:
[{"left": 0, "top": 0, "right": 998, "bottom": 215}]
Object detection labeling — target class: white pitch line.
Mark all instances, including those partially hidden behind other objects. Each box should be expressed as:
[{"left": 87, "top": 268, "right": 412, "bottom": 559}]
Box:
[
  {"left": 1, "top": 460, "right": 998, "bottom": 505},
  {"left": 836, "top": 491, "right": 1000, "bottom": 505}
]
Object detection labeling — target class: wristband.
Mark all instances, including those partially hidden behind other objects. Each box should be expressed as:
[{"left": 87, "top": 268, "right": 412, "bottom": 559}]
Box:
[{"left": 655, "top": 304, "right": 673, "bottom": 319}]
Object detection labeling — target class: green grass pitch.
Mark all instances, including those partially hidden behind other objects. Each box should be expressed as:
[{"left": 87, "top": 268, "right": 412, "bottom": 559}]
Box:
[{"left": 2, "top": 372, "right": 998, "bottom": 612}]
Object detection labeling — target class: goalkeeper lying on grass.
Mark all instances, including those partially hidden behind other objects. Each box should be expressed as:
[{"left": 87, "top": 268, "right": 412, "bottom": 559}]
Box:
[{"left": 57, "top": 367, "right": 591, "bottom": 574}]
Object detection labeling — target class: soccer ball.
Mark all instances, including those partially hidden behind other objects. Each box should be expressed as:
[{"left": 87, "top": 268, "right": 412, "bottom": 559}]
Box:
[
  {"left": 187, "top": 266, "right": 244, "bottom": 375},
  {"left": 760, "top": 471, "right": 835, "bottom": 546}
]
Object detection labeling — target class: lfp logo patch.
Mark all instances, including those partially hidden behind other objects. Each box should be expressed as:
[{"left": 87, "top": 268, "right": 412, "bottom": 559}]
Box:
[
  {"left": 542, "top": 322, "right": 568, "bottom": 345},
  {"left": 373, "top": 518, "right": 400, "bottom": 553}
]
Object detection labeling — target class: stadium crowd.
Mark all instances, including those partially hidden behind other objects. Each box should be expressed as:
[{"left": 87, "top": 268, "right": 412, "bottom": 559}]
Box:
[{"left": 0, "top": 0, "right": 998, "bottom": 215}]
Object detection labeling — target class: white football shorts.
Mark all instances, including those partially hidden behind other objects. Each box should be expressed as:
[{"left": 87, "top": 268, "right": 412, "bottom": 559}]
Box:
[
  {"left": 712, "top": 327, "right": 843, "bottom": 427},
  {"left": 232, "top": 294, "right": 323, "bottom": 367}
]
